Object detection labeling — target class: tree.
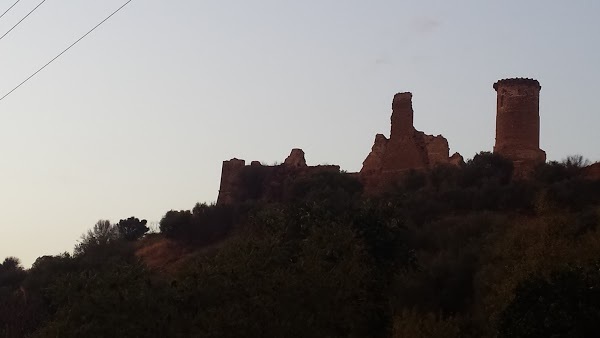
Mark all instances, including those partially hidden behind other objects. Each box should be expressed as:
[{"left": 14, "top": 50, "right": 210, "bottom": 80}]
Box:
[
  {"left": 117, "top": 217, "right": 149, "bottom": 241},
  {"left": 1, "top": 257, "right": 20, "bottom": 271},
  {"left": 159, "top": 210, "right": 194, "bottom": 240},
  {"left": 31, "top": 261, "right": 176, "bottom": 338},
  {"left": 0, "top": 257, "right": 28, "bottom": 338},
  {"left": 74, "top": 220, "right": 120, "bottom": 256},
  {"left": 0, "top": 257, "right": 25, "bottom": 289},
  {"left": 563, "top": 155, "right": 590, "bottom": 169},
  {"left": 499, "top": 266, "right": 600, "bottom": 338},
  {"left": 159, "top": 204, "right": 235, "bottom": 245},
  {"left": 462, "top": 152, "right": 513, "bottom": 187},
  {"left": 175, "top": 219, "right": 377, "bottom": 338}
]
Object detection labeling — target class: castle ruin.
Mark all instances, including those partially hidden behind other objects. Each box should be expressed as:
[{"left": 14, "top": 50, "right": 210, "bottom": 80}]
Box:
[
  {"left": 360, "top": 92, "right": 463, "bottom": 193},
  {"left": 217, "top": 149, "right": 340, "bottom": 205},
  {"left": 217, "top": 78, "right": 550, "bottom": 204},
  {"left": 493, "top": 78, "right": 546, "bottom": 176}
]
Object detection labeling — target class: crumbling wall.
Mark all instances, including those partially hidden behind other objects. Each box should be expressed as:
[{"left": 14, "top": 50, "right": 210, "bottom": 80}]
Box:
[
  {"left": 216, "top": 149, "right": 341, "bottom": 205},
  {"left": 422, "top": 134, "right": 452, "bottom": 167},
  {"left": 380, "top": 93, "right": 430, "bottom": 172},
  {"left": 583, "top": 163, "right": 600, "bottom": 181},
  {"left": 360, "top": 92, "right": 461, "bottom": 193},
  {"left": 284, "top": 148, "right": 307, "bottom": 168}
]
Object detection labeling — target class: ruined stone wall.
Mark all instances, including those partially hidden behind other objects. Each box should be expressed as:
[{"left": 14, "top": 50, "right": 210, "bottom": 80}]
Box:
[
  {"left": 390, "top": 92, "right": 415, "bottom": 139},
  {"left": 360, "top": 92, "right": 462, "bottom": 193},
  {"left": 216, "top": 79, "right": 554, "bottom": 203},
  {"left": 422, "top": 133, "right": 452, "bottom": 167},
  {"left": 583, "top": 163, "right": 600, "bottom": 181},
  {"left": 493, "top": 78, "right": 546, "bottom": 176},
  {"left": 381, "top": 92, "right": 429, "bottom": 172},
  {"left": 216, "top": 149, "right": 341, "bottom": 205}
]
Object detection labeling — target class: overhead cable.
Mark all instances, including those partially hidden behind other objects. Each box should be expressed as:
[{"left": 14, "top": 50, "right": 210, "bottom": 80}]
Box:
[
  {"left": 0, "top": 0, "right": 134, "bottom": 103},
  {"left": 0, "top": 0, "right": 47, "bottom": 42},
  {"left": 0, "top": 0, "right": 22, "bottom": 21}
]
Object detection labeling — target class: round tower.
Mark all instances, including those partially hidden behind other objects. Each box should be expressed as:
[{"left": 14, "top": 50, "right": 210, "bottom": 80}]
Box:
[{"left": 493, "top": 78, "right": 546, "bottom": 175}]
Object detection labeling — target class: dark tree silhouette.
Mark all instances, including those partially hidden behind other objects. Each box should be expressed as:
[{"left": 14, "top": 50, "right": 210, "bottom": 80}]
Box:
[
  {"left": 117, "top": 217, "right": 149, "bottom": 241},
  {"left": 499, "top": 267, "right": 600, "bottom": 338},
  {"left": 74, "top": 220, "right": 119, "bottom": 256}
]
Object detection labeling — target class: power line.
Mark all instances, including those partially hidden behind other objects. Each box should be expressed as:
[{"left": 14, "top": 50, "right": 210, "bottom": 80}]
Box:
[
  {"left": 0, "top": 0, "right": 46, "bottom": 42},
  {"left": 0, "top": 0, "right": 134, "bottom": 103},
  {"left": 0, "top": 0, "right": 22, "bottom": 21}
]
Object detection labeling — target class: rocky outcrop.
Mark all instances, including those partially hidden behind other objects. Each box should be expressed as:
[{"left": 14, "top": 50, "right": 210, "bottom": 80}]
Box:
[{"left": 360, "top": 92, "right": 461, "bottom": 193}]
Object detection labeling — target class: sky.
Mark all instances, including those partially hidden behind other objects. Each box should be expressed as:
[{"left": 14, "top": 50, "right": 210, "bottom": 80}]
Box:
[{"left": 1, "top": 0, "right": 599, "bottom": 266}]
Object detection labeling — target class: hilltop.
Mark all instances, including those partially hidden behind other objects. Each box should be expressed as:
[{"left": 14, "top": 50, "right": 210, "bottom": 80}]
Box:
[
  {"left": 2, "top": 79, "right": 600, "bottom": 337},
  {"left": 1, "top": 151, "right": 600, "bottom": 337}
]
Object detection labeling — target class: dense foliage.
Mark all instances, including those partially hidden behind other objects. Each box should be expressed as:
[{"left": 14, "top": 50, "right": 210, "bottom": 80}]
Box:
[{"left": 2, "top": 152, "right": 600, "bottom": 337}]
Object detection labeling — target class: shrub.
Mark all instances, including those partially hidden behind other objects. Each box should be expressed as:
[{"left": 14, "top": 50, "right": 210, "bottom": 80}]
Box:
[{"left": 499, "top": 266, "right": 600, "bottom": 338}]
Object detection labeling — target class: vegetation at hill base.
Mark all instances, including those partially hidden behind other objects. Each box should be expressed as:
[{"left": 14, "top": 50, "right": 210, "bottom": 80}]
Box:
[{"left": 2, "top": 152, "right": 600, "bottom": 337}]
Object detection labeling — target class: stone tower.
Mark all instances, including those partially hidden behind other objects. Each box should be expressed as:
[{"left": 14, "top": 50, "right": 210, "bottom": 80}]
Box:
[
  {"left": 217, "top": 158, "right": 246, "bottom": 205},
  {"left": 493, "top": 78, "right": 546, "bottom": 176}
]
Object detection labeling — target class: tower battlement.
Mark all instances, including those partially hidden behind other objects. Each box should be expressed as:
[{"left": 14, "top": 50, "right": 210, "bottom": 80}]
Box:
[{"left": 493, "top": 78, "right": 541, "bottom": 91}]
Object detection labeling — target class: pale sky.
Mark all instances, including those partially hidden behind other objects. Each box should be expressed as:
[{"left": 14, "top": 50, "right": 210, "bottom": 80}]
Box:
[{"left": 1, "top": 0, "right": 599, "bottom": 266}]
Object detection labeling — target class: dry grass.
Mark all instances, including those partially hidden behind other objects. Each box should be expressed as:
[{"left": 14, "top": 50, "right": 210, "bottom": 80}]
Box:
[{"left": 134, "top": 234, "right": 195, "bottom": 275}]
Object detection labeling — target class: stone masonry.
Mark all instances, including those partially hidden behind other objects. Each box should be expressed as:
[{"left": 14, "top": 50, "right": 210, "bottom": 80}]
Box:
[
  {"left": 216, "top": 78, "right": 556, "bottom": 204},
  {"left": 216, "top": 158, "right": 246, "bottom": 205},
  {"left": 217, "top": 149, "right": 340, "bottom": 205},
  {"left": 493, "top": 78, "right": 546, "bottom": 176},
  {"left": 360, "top": 92, "right": 462, "bottom": 193}
]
